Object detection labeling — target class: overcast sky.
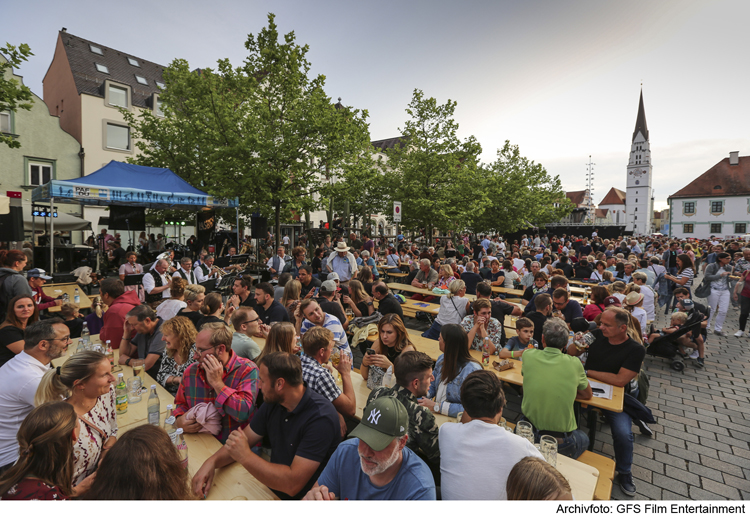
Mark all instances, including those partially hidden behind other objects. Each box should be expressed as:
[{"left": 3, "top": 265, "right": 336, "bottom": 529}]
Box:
[{"left": 5, "top": 0, "right": 750, "bottom": 211}]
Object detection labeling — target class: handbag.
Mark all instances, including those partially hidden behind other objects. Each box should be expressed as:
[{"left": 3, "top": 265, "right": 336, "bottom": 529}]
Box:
[{"left": 694, "top": 264, "right": 714, "bottom": 298}]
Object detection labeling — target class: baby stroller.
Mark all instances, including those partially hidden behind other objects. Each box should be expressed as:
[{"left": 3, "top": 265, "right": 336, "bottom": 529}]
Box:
[{"left": 646, "top": 311, "right": 706, "bottom": 372}]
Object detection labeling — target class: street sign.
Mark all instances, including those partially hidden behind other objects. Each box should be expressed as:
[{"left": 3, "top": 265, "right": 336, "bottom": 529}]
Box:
[{"left": 393, "top": 201, "right": 401, "bottom": 222}]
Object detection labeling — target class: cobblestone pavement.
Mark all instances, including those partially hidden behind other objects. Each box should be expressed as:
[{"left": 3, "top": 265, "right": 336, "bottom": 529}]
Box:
[{"left": 404, "top": 275, "right": 750, "bottom": 500}]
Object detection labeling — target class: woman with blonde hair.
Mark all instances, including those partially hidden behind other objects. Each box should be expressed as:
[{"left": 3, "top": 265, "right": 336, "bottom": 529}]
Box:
[
  {"left": 258, "top": 321, "right": 299, "bottom": 364},
  {"left": 422, "top": 280, "right": 467, "bottom": 339},
  {"left": 609, "top": 280, "right": 627, "bottom": 303},
  {"left": 506, "top": 456, "right": 572, "bottom": 500},
  {"left": 80, "top": 424, "right": 192, "bottom": 500},
  {"left": 35, "top": 350, "right": 117, "bottom": 487},
  {"left": 176, "top": 283, "right": 205, "bottom": 330},
  {"left": 157, "top": 316, "right": 197, "bottom": 395},
  {"left": 156, "top": 277, "right": 187, "bottom": 322},
  {"left": 361, "top": 314, "right": 415, "bottom": 388},
  {"left": 0, "top": 402, "right": 83, "bottom": 500},
  {"left": 437, "top": 264, "right": 456, "bottom": 289},
  {"left": 0, "top": 294, "right": 39, "bottom": 368},
  {"left": 281, "top": 279, "right": 302, "bottom": 326}
]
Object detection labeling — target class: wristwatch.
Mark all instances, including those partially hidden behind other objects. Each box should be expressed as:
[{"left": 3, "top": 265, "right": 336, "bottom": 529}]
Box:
[
  {"left": 433, "top": 403, "right": 440, "bottom": 413},
  {"left": 367, "top": 301, "right": 373, "bottom": 306}
]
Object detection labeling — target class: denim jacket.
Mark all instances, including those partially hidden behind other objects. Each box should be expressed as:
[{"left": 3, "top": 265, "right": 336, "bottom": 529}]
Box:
[{"left": 427, "top": 354, "right": 482, "bottom": 417}]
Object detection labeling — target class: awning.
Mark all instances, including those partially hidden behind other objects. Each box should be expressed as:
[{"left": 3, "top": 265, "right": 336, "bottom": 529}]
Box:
[
  {"left": 22, "top": 203, "right": 91, "bottom": 231},
  {"left": 31, "top": 160, "right": 238, "bottom": 210}
]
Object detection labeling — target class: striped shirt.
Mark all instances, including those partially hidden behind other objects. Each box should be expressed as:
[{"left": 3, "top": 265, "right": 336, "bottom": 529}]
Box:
[
  {"left": 173, "top": 351, "right": 259, "bottom": 443},
  {"left": 675, "top": 267, "right": 694, "bottom": 288},
  {"left": 301, "top": 314, "right": 352, "bottom": 359},
  {"left": 300, "top": 353, "right": 341, "bottom": 402}
]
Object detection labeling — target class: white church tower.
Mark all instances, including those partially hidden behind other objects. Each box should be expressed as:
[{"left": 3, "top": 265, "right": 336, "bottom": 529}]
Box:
[{"left": 626, "top": 89, "right": 653, "bottom": 235}]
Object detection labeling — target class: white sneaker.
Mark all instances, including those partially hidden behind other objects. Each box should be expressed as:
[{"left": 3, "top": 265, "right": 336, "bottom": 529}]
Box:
[
  {"left": 687, "top": 349, "right": 699, "bottom": 359},
  {"left": 735, "top": 330, "right": 745, "bottom": 338}
]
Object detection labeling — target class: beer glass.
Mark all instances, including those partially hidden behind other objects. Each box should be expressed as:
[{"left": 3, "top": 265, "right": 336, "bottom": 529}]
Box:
[{"left": 540, "top": 435, "right": 558, "bottom": 467}]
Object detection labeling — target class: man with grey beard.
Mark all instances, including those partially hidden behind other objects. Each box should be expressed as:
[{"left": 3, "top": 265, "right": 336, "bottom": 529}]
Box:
[{"left": 302, "top": 396, "right": 436, "bottom": 500}]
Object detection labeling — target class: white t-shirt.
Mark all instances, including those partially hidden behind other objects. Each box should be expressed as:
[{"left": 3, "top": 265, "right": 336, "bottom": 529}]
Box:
[
  {"left": 631, "top": 306, "right": 648, "bottom": 336},
  {"left": 503, "top": 271, "right": 519, "bottom": 288},
  {"left": 283, "top": 235, "right": 290, "bottom": 245},
  {"left": 640, "top": 285, "right": 656, "bottom": 321},
  {"left": 439, "top": 420, "right": 543, "bottom": 500},
  {"left": 156, "top": 299, "right": 187, "bottom": 322},
  {"left": 0, "top": 352, "right": 49, "bottom": 466},
  {"left": 436, "top": 294, "right": 468, "bottom": 326}
]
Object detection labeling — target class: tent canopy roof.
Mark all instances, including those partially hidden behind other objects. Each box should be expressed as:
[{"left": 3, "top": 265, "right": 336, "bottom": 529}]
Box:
[{"left": 31, "top": 161, "right": 238, "bottom": 210}]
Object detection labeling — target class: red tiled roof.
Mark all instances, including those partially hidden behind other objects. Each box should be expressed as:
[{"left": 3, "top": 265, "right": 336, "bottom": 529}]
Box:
[
  {"left": 566, "top": 190, "right": 587, "bottom": 206},
  {"left": 599, "top": 187, "right": 626, "bottom": 206},
  {"left": 669, "top": 155, "right": 750, "bottom": 199},
  {"left": 595, "top": 208, "right": 608, "bottom": 218},
  {"left": 653, "top": 211, "right": 662, "bottom": 219}
]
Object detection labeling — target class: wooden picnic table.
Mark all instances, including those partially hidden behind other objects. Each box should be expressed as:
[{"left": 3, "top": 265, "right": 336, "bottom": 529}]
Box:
[
  {"left": 349, "top": 370, "right": 598, "bottom": 500},
  {"left": 55, "top": 335, "right": 278, "bottom": 500},
  {"left": 42, "top": 282, "right": 93, "bottom": 312}
]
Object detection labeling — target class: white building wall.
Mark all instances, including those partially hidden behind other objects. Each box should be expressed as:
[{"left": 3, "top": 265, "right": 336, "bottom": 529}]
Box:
[
  {"left": 669, "top": 195, "right": 750, "bottom": 239},
  {"left": 626, "top": 130, "right": 653, "bottom": 235},
  {"left": 600, "top": 204, "right": 627, "bottom": 224}
]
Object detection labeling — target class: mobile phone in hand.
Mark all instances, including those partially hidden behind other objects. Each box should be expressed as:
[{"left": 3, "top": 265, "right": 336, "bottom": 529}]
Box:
[{"left": 366, "top": 348, "right": 376, "bottom": 355}]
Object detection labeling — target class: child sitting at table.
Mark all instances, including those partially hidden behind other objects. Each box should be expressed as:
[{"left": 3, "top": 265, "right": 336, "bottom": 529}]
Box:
[
  {"left": 498, "top": 317, "right": 538, "bottom": 359},
  {"left": 60, "top": 302, "right": 84, "bottom": 339}
]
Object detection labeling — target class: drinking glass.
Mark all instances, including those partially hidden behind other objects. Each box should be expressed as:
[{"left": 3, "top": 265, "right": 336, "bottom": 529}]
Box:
[
  {"left": 540, "top": 435, "right": 558, "bottom": 467},
  {"left": 131, "top": 359, "right": 145, "bottom": 379},
  {"left": 127, "top": 376, "right": 143, "bottom": 403},
  {"left": 515, "top": 420, "right": 535, "bottom": 445},
  {"left": 498, "top": 417, "right": 507, "bottom": 429}
]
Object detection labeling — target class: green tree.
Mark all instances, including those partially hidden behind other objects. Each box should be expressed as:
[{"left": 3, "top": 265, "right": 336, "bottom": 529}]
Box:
[
  {"left": 123, "top": 13, "right": 370, "bottom": 239},
  {"left": 382, "top": 89, "right": 488, "bottom": 244},
  {"left": 469, "top": 141, "right": 573, "bottom": 234},
  {"left": 0, "top": 43, "right": 34, "bottom": 148}
]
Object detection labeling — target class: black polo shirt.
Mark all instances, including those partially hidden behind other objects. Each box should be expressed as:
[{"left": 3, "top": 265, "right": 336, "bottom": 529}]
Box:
[
  {"left": 377, "top": 293, "right": 404, "bottom": 319},
  {"left": 256, "top": 300, "right": 290, "bottom": 325},
  {"left": 250, "top": 387, "right": 340, "bottom": 500},
  {"left": 460, "top": 271, "right": 482, "bottom": 295}
]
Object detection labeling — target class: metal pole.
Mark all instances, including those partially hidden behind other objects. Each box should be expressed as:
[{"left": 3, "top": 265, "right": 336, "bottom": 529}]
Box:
[
  {"left": 31, "top": 204, "right": 36, "bottom": 268},
  {"left": 236, "top": 206, "right": 240, "bottom": 252},
  {"left": 49, "top": 197, "right": 55, "bottom": 274}
]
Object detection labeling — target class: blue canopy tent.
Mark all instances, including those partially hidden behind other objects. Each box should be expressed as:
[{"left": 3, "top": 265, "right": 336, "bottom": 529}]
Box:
[{"left": 32, "top": 161, "right": 239, "bottom": 271}]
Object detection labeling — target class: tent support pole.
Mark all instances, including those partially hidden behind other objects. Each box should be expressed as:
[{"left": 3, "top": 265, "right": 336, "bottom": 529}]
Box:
[
  {"left": 236, "top": 206, "right": 240, "bottom": 252},
  {"left": 49, "top": 197, "right": 55, "bottom": 275},
  {"left": 31, "top": 204, "right": 36, "bottom": 268}
]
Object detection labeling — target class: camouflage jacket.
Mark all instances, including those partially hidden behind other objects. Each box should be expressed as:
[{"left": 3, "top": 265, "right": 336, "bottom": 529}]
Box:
[{"left": 367, "top": 384, "right": 440, "bottom": 465}]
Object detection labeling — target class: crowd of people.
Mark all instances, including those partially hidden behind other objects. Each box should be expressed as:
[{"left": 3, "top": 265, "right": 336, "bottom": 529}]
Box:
[{"left": 0, "top": 228, "right": 748, "bottom": 501}]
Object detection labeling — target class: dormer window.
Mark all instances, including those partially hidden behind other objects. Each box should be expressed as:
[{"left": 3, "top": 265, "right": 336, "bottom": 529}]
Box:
[
  {"left": 135, "top": 75, "right": 148, "bottom": 85},
  {"left": 714, "top": 185, "right": 722, "bottom": 190},
  {"left": 95, "top": 63, "right": 109, "bottom": 74},
  {"left": 128, "top": 57, "right": 140, "bottom": 67},
  {"left": 90, "top": 44, "right": 103, "bottom": 55}
]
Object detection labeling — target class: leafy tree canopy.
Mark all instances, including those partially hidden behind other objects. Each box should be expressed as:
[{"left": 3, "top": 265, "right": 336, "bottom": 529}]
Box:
[{"left": 0, "top": 42, "right": 34, "bottom": 148}]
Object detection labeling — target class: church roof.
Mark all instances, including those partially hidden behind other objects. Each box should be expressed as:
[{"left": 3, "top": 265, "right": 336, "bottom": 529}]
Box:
[
  {"left": 566, "top": 190, "right": 587, "bottom": 206},
  {"left": 669, "top": 155, "right": 750, "bottom": 199},
  {"left": 371, "top": 136, "right": 408, "bottom": 151},
  {"left": 599, "top": 187, "right": 626, "bottom": 206},
  {"left": 632, "top": 89, "right": 649, "bottom": 142},
  {"left": 595, "top": 208, "right": 609, "bottom": 219}
]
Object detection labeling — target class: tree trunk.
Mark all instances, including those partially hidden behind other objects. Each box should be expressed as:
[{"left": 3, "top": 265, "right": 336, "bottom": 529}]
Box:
[{"left": 274, "top": 203, "right": 281, "bottom": 250}]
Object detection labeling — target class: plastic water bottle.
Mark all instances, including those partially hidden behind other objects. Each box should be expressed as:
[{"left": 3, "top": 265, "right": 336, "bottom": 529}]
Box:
[
  {"left": 482, "top": 337, "right": 491, "bottom": 366},
  {"left": 164, "top": 404, "right": 177, "bottom": 439},
  {"left": 147, "top": 385, "right": 160, "bottom": 426},
  {"left": 115, "top": 374, "right": 128, "bottom": 415},
  {"left": 80, "top": 322, "right": 90, "bottom": 344},
  {"left": 173, "top": 428, "right": 189, "bottom": 468},
  {"left": 74, "top": 287, "right": 80, "bottom": 304}
]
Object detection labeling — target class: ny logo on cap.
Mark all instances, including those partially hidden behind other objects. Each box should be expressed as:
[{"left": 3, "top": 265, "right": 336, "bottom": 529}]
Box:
[{"left": 368, "top": 409, "right": 382, "bottom": 425}]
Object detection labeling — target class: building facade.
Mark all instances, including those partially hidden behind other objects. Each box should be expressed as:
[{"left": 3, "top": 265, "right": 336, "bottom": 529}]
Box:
[
  {"left": 0, "top": 54, "right": 82, "bottom": 241},
  {"left": 42, "top": 30, "right": 166, "bottom": 230},
  {"left": 598, "top": 187, "right": 627, "bottom": 225},
  {"left": 668, "top": 152, "right": 750, "bottom": 239}
]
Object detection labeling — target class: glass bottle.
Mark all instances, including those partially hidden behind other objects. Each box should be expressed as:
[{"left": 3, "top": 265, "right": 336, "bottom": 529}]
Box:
[
  {"left": 173, "top": 428, "right": 189, "bottom": 468},
  {"left": 147, "top": 385, "right": 160, "bottom": 426},
  {"left": 115, "top": 373, "right": 128, "bottom": 415}
]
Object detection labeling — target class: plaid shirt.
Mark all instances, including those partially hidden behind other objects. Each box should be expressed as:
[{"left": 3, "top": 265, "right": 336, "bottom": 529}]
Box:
[
  {"left": 300, "top": 353, "right": 341, "bottom": 402},
  {"left": 173, "top": 351, "right": 259, "bottom": 443}
]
